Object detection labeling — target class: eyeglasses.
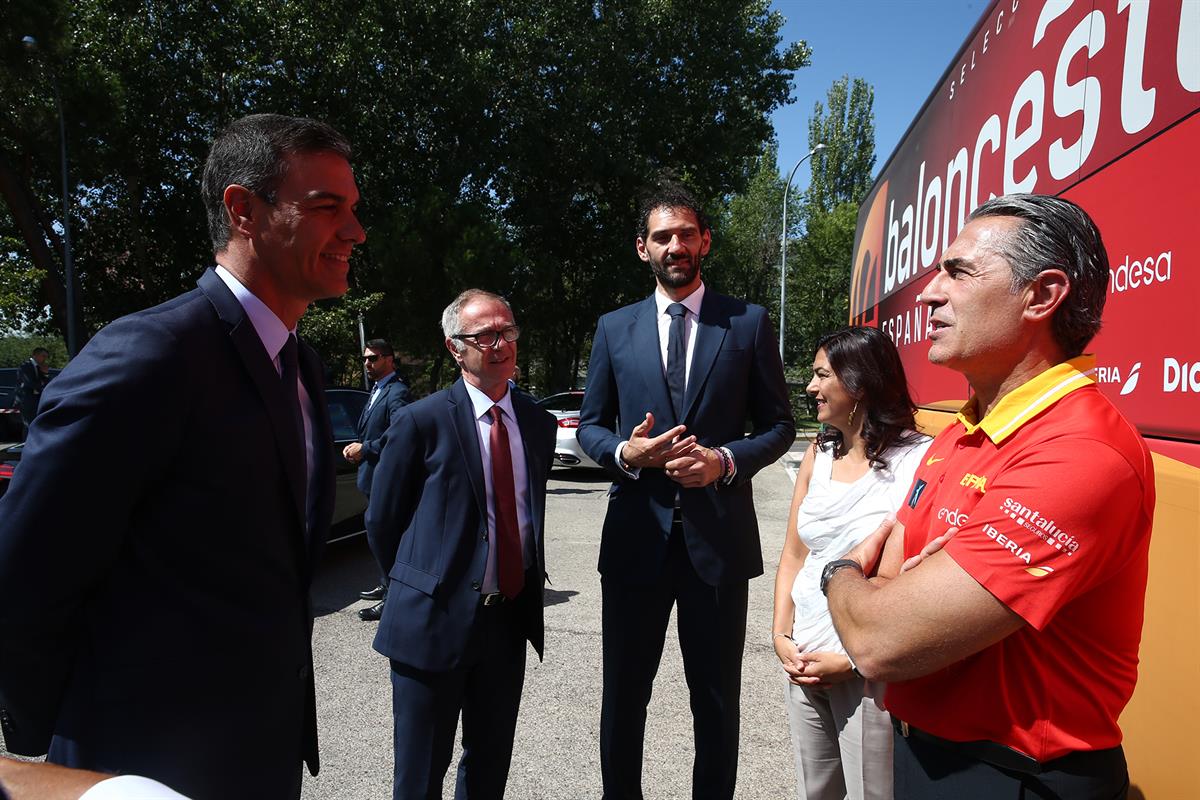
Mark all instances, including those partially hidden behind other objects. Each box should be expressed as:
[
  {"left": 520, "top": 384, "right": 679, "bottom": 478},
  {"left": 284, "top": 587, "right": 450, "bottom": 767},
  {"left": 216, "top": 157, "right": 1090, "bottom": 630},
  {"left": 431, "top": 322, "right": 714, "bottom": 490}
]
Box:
[
  {"left": 363, "top": 354, "right": 390, "bottom": 363},
  {"left": 452, "top": 325, "right": 521, "bottom": 348}
]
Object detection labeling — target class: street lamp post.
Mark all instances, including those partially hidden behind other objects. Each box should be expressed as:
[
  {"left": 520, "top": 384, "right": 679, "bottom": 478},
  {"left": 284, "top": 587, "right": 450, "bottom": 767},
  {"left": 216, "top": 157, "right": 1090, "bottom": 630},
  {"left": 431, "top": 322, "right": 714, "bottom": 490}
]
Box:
[
  {"left": 22, "top": 35, "right": 80, "bottom": 358},
  {"left": 779, "top": 143, "right": 826, "bottom": 362}
]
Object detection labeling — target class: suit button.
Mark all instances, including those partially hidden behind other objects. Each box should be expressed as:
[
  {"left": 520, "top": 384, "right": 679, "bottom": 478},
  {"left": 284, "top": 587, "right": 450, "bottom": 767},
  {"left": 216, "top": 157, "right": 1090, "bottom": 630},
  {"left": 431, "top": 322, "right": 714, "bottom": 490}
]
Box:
[
  {"left": 471, "top": 581, "right": 481, "bottom": 591},
  {"left": 481, "top": 531, "right": 488, "bottom": 541},
  {"left": 297, "top": 664, "right": 310, "bottom": 680}
]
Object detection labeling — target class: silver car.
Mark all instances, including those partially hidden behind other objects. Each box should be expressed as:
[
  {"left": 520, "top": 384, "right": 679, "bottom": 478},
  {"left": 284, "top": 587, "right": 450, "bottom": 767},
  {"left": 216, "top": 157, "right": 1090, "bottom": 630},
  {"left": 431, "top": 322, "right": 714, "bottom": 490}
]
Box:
[{"left": 537, "top": 390, "right": 601, "bottom": 470}]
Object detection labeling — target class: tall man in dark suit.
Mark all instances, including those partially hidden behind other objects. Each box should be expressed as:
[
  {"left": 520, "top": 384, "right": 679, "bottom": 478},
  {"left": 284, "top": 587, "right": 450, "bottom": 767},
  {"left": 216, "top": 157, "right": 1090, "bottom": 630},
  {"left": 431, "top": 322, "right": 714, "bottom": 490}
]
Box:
[
  {"left": 342, "top": 337, "right": 412, "bottom": 621},
  {"left": 0, "top": 113, "right": 366, "bottom": 799},
  {"left": 578, "top": 180, "right": 795, "bottom": 800},
  {"left": 366, "top": 289, "right": 556, "bottom": 800}
]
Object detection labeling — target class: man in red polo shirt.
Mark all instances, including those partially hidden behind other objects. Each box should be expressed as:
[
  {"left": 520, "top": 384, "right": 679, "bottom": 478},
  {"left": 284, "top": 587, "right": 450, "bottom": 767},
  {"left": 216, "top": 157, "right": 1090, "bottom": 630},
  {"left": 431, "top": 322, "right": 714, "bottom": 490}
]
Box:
[{"left": 824, "top": 194, "right": 1154, "bottom": 798}]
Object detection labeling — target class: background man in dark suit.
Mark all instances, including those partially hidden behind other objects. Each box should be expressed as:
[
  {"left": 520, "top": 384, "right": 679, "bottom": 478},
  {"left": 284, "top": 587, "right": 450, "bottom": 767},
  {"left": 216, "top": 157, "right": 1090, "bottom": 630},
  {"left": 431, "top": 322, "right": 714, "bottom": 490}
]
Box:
[
  {"left": 13, "top": 347, "right": 51, "bottom": 440},
  {"left": 0, "top": 113, "right": 365, "bottom": 799},
  {"left": 578, "top": 180, "right": 795, "bottom": 800},
  {"left": 366, "top": 289, "right": 556, "bottom": 800},
  {"left": 342, "top": 337, "right": 412, "bottom": 621}
]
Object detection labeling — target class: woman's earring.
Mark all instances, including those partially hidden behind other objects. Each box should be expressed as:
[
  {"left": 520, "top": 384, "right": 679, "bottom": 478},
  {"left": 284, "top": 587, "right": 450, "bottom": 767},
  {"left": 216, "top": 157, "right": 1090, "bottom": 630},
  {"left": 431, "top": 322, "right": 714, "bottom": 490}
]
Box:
[{"left": 848, "top": 401, "right": 859, "bottom": 428}]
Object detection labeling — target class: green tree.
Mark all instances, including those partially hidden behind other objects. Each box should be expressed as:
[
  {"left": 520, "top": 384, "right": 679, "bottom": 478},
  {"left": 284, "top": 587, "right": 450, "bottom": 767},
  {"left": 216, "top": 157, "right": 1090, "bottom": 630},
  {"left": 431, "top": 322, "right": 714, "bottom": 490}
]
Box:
[
  {"left": 784, "top": 75, "right": 875, "bottom": 385},
  {"left": 705, "top": 142, "right": 787, "bottom": 313},
  {"left": 2, "top": 0, "right": 811, "bottom": 397},
  {"left": 804, "top": 75, "right": 876, "bottom": 213},
  {"left": 0, "top": 335, "right": 67, "bottom": 369}
]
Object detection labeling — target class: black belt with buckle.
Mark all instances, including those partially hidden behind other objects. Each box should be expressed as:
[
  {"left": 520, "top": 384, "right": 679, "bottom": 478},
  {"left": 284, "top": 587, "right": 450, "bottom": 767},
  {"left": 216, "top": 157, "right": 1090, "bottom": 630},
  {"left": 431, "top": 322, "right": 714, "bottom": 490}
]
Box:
[
  {"left": 893, "top": 717, "right": 1043, "bottom": 775},
  {"left": 481, "top": 592, "right": 508, "bottom": 607}
]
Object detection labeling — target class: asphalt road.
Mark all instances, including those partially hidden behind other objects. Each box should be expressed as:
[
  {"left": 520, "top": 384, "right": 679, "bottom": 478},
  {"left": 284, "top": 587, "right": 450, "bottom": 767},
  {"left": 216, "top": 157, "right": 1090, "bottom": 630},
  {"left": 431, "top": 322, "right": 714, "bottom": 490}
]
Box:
[
  {"left": 303, "top": 459, "right": 799, "bottom": 799},
  {"left": 0, "top": 458, "right": 800, "bottom": 798}
]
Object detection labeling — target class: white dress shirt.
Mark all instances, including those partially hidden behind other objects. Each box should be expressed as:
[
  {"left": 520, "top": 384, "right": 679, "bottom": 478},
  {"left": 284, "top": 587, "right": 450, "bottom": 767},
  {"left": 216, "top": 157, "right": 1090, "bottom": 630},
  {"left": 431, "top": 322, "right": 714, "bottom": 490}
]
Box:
[
  {"left": 615, "top": 281, "right": 736, "bottom": 483},
  {"left": 462, "top": 381, "right": 534, "bottom": 593},
  {"left": 654, "top": 281, "right": 705, "bottom": 387},
  {"left": 615, "top": 283, "right": 705, "bottom": 476},
  {"left": 214, "top": 265, "right": 317, "bottom": 507},
  {"left": 367, "top": 371, "right": 397, "bottom": 410}
]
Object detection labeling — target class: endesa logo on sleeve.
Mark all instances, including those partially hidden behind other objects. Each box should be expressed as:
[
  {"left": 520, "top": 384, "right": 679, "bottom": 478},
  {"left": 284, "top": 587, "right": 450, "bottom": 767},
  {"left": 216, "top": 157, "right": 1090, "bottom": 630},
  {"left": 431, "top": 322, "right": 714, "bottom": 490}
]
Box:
[{"left": 937, "top": 507, "right": 970, "bottom": 527}]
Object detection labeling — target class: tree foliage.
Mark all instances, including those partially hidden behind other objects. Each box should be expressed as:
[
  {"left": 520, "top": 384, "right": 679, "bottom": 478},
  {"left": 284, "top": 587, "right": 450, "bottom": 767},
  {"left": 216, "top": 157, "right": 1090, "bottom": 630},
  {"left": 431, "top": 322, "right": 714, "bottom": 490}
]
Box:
[
  {"left": 705, "top": 144, "right": 786, "bottom": 315},
  {"left": 785, "top": 75, "right": 875, "bottom": 375},
  {"left": 0, "top": 335, "right": 67, "bottom": 370},
  {"left": 1, "top": 0, "right": 811, "bottom": 395},
  {"left": 805, "top": 75, "right": 876, "bottom": 214}
]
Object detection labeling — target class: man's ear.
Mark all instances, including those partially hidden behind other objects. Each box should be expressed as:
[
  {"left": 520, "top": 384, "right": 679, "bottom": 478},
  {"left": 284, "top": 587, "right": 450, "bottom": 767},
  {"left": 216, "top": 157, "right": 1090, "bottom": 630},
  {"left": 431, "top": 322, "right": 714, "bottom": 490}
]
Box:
[
  {"left": 223, "top": 184, "right": 257, "bottom": 239},
  {"left": 445, "top": 338, "right": 464, "bottom": 364},
  {"left": 1024, "top": 268, "right": 1070, "bottom": 323},
  {"left": 698, "top": 228, "right": 712, "bottom": 257},
  {"left": 635, "top": 236, "right": 650, "bottom": 263}
]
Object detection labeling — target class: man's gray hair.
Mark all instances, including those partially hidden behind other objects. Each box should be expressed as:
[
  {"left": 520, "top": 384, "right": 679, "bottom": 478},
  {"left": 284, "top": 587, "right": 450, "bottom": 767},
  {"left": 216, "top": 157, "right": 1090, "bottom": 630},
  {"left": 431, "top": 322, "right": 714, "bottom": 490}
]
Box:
[
  {"left": 969, "top": 193, "right": 1109, "bottom": 358},
  {"left": 441, "top": 289, "right": 514, "bottom": 353}
]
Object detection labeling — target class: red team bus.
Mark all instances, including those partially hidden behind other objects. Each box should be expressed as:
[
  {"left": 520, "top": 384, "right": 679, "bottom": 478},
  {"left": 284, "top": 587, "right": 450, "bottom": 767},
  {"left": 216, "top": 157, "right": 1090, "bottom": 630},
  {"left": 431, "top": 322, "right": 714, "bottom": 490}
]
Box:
[{"left": 849, "top": 0, "right": 1198, "bottom": 795}]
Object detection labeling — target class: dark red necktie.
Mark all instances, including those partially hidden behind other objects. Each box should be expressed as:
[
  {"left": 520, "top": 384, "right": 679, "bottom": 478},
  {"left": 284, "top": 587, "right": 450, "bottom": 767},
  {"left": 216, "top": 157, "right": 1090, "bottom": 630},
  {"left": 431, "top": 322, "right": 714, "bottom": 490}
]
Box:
[{"left": 489, "top": 406, "right": 524, "bottom": 599}]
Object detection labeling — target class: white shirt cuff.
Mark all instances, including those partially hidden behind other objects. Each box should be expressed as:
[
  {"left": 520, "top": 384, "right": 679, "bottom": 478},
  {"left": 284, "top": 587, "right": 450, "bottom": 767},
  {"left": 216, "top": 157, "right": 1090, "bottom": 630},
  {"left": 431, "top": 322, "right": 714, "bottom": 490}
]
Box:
[
  {"left": 615, "top": 442, "right": 640, "bottom": 478},
  {"left": 80, "top": 775, "right": 193, "bottom": 800}
]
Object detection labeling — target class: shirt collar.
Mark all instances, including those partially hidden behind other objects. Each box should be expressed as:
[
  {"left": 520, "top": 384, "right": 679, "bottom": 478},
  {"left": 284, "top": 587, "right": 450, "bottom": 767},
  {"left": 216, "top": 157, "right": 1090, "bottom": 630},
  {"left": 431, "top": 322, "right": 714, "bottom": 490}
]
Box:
[
  {"left": 462, "top": 379, "right": 516, "bottom": 422},
  {"left": 956, "top": 355, "right": 1097, "bottom": 444},
  {"left": 373, "top": 372, "right": 396, "bottom": 390},
  {"left": 214, "top": 265, "right": 295, "bottom": 361},
  {"left": 654, "top": 281, "right": 705, "bottom": 318}
]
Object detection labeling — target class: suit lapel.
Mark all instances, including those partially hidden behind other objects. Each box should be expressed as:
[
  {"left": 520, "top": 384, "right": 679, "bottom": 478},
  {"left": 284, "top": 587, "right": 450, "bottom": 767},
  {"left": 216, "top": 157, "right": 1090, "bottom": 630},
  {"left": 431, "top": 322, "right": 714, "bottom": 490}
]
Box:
[
  {"left": 682, "top": 292, "right": 729, "bottom": 423},
  {"left": 513, "top": 394, "right": 549, "bottom": 545},
  {"left": 356, "top": 387, "right": 373, "bottom": 435},
  {"left": 447, "top": 379, "right": 488, "bottom": 519},
  {"left": 631, "top": 296, "right": 677, "bottom": 426},
  {"left": 198, "top": 269, "right": 308, "bottom": 542}
]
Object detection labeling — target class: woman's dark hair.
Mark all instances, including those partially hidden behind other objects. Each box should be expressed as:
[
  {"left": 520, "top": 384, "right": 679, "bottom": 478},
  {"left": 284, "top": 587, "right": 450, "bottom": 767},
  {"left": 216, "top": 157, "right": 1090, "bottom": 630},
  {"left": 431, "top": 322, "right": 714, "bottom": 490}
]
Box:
[{"left": 813, "top": 326, "right": 921, "bottom": 470}]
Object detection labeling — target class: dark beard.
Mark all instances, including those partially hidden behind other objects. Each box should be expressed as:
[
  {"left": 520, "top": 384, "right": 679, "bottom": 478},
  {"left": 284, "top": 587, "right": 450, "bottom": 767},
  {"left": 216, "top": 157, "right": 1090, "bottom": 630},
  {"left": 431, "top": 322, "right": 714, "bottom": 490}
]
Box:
[{"left": 650, "top": 253, "right": 701, "bottom": 289}]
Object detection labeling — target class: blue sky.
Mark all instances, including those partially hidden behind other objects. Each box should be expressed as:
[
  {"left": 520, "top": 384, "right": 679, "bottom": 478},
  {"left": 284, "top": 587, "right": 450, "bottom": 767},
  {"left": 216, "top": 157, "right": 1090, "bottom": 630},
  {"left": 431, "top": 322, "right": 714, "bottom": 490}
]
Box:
[{"left": 769, "top": 0, "right": 988, "bottom": 182}]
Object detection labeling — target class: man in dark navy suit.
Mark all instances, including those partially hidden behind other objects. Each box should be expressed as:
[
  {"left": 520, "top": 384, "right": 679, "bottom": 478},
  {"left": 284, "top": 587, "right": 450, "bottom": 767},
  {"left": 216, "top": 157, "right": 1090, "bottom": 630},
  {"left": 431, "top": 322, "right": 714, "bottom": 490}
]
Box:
[
  {"left": 366, "top": 289, "right": 556, "bottom": 800},
  {"left": 342, "top": 337, "right": 412, "bottom": 621},
  {"left": 578, "top": 180, "right": 795, "bottom": 800},
  {"left": 0, "top": 113, "right": 365, "bottom": 799},
  {"left": 13, "top": 347, "right": 51, "bottom": 440}
]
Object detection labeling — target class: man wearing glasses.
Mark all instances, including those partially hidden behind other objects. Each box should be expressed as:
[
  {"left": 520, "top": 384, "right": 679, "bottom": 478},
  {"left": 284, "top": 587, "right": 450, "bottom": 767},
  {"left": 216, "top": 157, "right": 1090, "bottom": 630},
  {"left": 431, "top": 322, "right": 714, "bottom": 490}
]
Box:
[
  {"left": 365, "top": 289, "right": 556, "bottom": 800},
  {"left": 343, "top": 338, "right": 412, "bottom": 621}
]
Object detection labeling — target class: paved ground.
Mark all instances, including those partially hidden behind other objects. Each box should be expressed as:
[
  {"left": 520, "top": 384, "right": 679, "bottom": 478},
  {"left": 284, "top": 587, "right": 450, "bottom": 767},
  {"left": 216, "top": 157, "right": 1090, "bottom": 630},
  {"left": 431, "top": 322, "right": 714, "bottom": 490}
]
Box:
[
  {"left": 0, "top": 457, "right": 804, "bottom": 798},
  {"left": 303, "top": 458, "right": 801, "bottom": 799}
]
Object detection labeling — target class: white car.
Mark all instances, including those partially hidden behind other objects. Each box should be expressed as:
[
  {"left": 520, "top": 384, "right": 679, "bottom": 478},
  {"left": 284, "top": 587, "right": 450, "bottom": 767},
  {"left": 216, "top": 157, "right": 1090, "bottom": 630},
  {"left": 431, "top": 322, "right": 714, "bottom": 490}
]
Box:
[{"left": 537, "top": 391, "right": 601, "bottom": 470}]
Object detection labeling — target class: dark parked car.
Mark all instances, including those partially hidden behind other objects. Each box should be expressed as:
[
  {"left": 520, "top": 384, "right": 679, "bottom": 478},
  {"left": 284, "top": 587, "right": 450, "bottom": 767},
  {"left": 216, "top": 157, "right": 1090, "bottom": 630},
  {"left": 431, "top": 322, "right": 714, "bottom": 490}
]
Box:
[
  {"left": 326, "top": 387, "right": 370, "bottom": 541},
  {"left": 0, "top": 442, "right": 21, "bottom": 500},
  {"left": 0, "top": 388, "right": 373, "bottom": 542}
]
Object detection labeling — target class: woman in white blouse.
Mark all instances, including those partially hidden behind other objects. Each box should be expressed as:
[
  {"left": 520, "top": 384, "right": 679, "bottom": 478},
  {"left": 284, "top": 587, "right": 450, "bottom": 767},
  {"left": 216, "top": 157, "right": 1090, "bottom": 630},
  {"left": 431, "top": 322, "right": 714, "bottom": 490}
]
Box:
[{"left": 773, "top": 326, "right": 930, "bottom": 800}]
